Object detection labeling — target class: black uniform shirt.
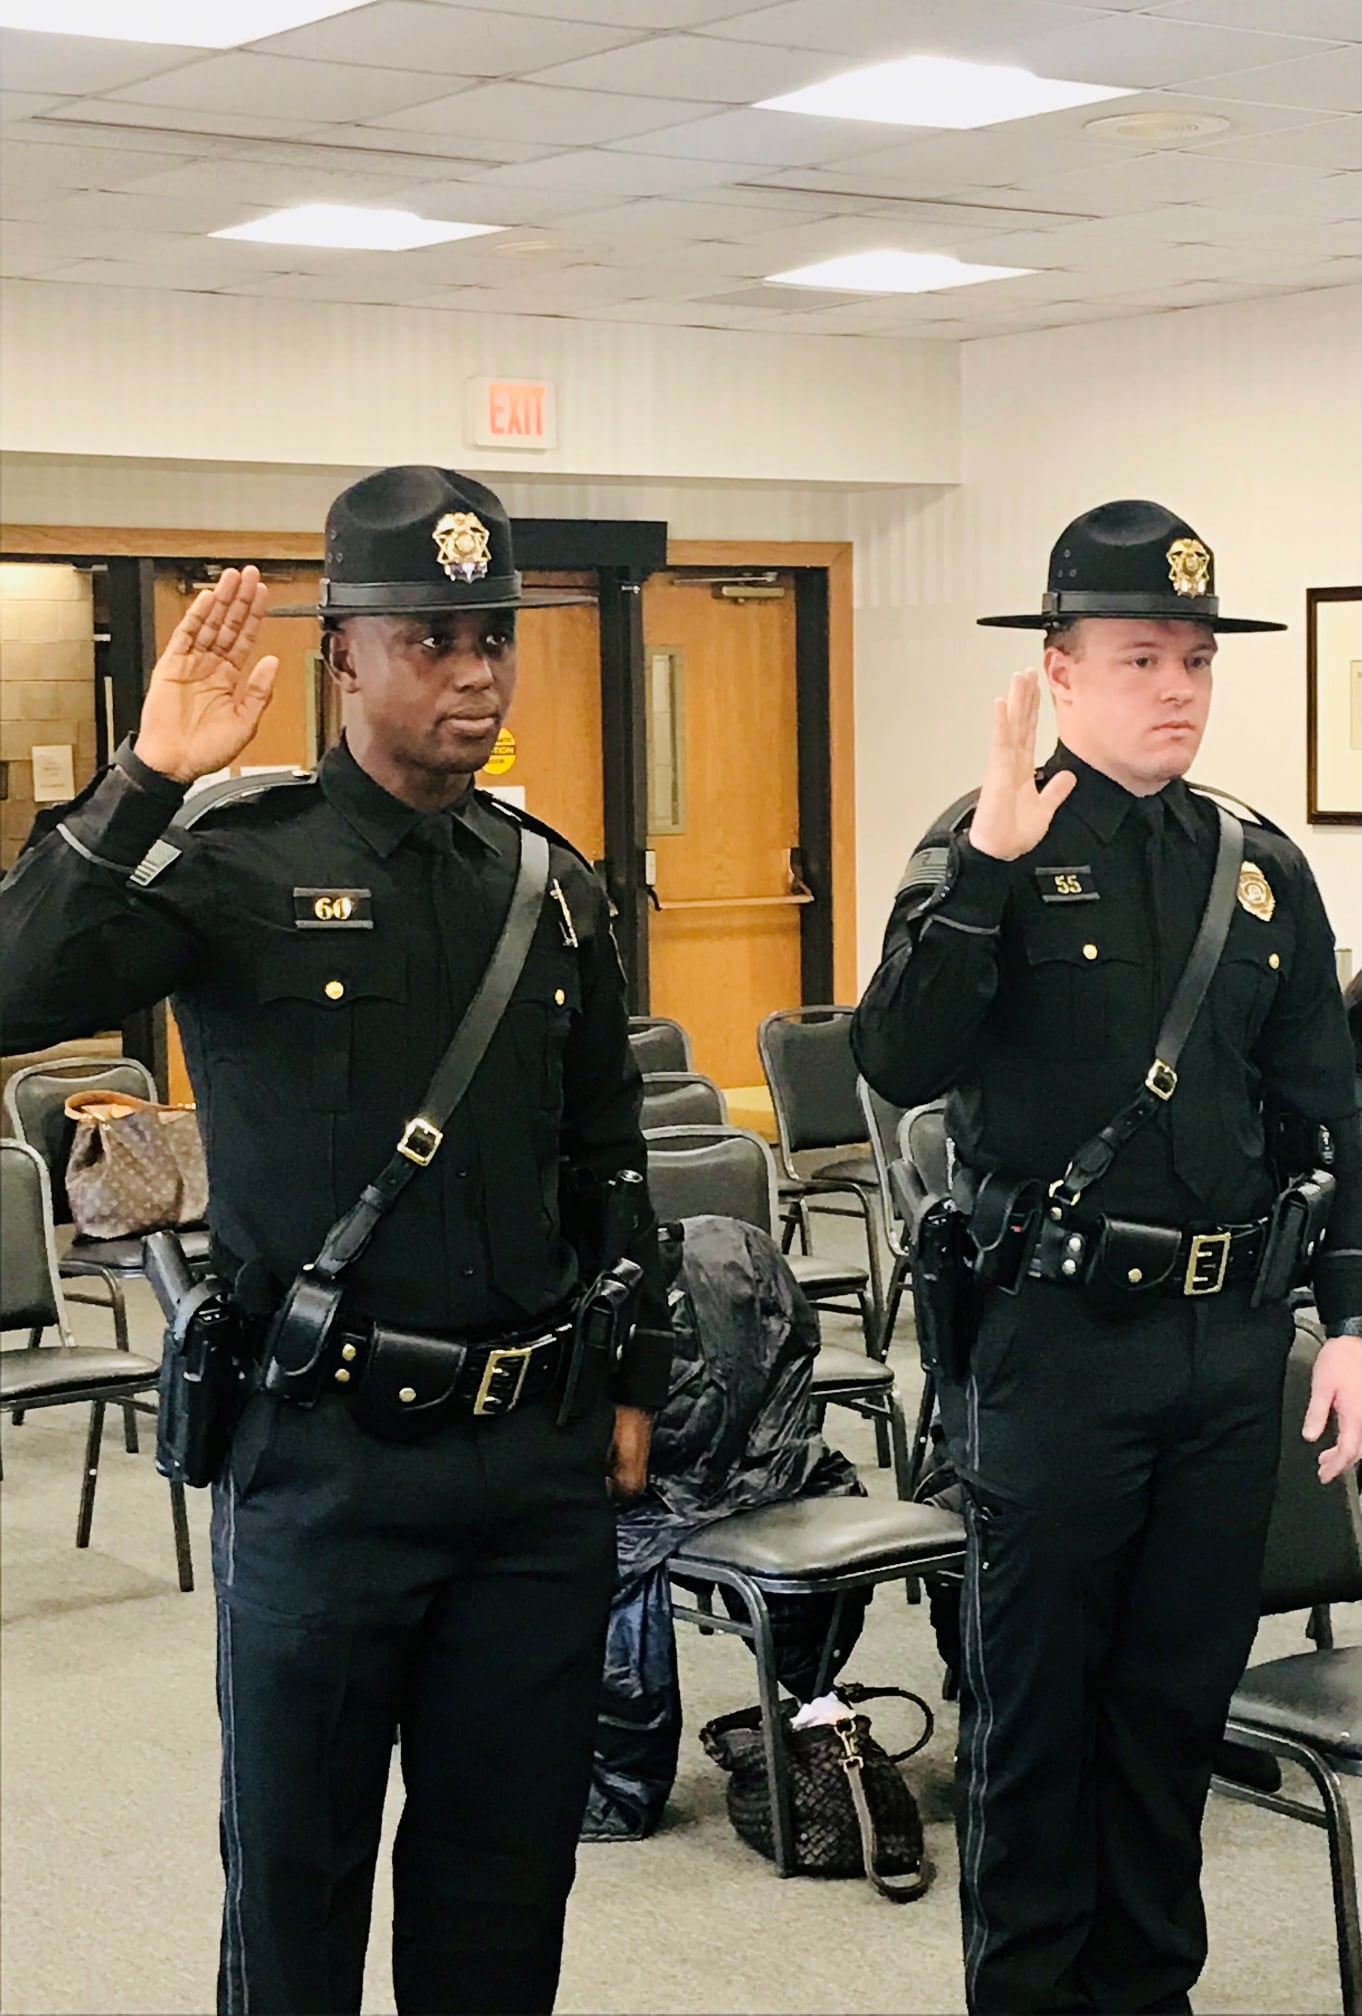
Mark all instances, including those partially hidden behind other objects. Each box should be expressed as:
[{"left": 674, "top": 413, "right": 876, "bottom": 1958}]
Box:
[
  {"left": 0, "top": 737, "right": 672, "bottom": 1404},
  {"left": 852, "top": 745, "right": 1362, "bottom": 1329}
]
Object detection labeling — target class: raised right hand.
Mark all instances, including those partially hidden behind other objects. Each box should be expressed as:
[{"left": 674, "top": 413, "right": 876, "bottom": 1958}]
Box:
[
  {"left": 968, "top": 669, "right": 1076, "bottom": 861},
  {"left": 134, "top": 566, "right": 279, "bottom": 784}
]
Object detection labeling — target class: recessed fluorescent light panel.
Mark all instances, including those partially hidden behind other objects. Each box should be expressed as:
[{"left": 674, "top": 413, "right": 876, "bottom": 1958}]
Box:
[
  {"left": 214, "top": 206, "right": 505, "bottom": 251},
  {"left": 0, "top": 1, "right": 370, "bottom": 44},
  {"left": 766, "top": 251, "right": 1033, "bottom": 293},
  {"left": 759, "top": 55, "right": 1134, "bottom": 130}
]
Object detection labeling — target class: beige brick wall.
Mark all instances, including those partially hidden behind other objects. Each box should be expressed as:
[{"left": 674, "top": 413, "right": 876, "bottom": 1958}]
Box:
[{"left": 0, "top": 564, "right": 97, "bottom": 872}]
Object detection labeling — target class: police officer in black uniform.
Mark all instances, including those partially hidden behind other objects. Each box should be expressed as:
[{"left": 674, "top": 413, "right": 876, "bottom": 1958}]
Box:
[
  {"left": 853, "top": 500, "right": 1361, "bottom": 2015},
  {"left": 1, "top": 467, "right": 673, "bottom": 2016}
]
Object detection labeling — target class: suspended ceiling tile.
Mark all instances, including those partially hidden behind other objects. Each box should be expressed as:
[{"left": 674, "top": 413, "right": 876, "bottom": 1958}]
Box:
[
  {"left": 366, "top": 179, "right": 607, "bottom": 225},
  {"left": 370, "top": 79, "right": 711, "bottom": 144},
  {"left": 1019, "top": 15, "right": 1345, "bottom": 90},
  {"left": 108, "top": 53, "right": 461, "bottom": 125},
  {"left": 420, "top": 0, "right": 751, "bottom": 23},
  {"left": 612, "top": 108, "right": 911, "bottom": 167},
  {"left": 0, "top": 139, "right": 196, "bottom": 192},
  {"left": 115, "top": 157, "right": 436, "bottom": 204},
  {"left": 524, "top": 35, "right": 840, "bottom": 104},
  {"left": 29, "top": 100, "right": 328, "bottom": 142},
  {"left": 1008, "top": 152, "right": 1348, "bottom": 217},
  {"left": 22, "top": 188, "right": 280, "bottom": 236},
  {"left": 1186, "top": 45, "right": 1362, "bottom": 113},
  {"left": 1191, "top": 114, "right": 1360, "bottom": 169},
  {"left": 468, "top": 148, "right": 757, "bottom": 196},
  {"left": 0, "top": 29, "right": 202, "bottom": 97},
  {"left": 0, "top": 90, "right": 66, "bottom": 129},
  {"left": 701, "top": 0, "right": 1127, "bottom": 64},
  {"left": 1149, "top": 0, "right": 1361, "bottom": 42},
  {"left": 287, "top": 124, "right": 560, "bottom": 165},
  {"left": 250, "top": 2, "right": 640, "bottom": 73}
]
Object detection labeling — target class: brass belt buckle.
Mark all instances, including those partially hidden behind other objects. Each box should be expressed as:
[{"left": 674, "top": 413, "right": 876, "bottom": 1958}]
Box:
[
  {"left": 473, "top": 1342, "right": 535, "bottom": 1416},
  {"left": 398, "top": 1117, "right": 443, "bottom": 1167},
  {"left": 1184, "top": 1231, "right": 1231, "bottom": 1296},
  {"left": 1145, "top": 1058, "right": 1178, "bottom": 1101}
]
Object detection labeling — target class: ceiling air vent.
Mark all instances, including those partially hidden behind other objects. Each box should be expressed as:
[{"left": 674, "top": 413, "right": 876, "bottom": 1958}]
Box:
[{"left": 1084, "top": 110, "right": 1232, "bottom": 144}]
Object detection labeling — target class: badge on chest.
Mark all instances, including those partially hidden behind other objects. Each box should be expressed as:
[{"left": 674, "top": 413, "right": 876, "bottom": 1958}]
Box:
[
  {"left": 1034, "top": 865, "right": 1099, "bottom": 904},
  {"left": 293, "top": 888, "right": 373, "bottom": 929}
]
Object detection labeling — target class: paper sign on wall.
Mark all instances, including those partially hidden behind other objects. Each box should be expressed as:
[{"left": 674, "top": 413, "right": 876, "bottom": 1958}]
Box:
[
  {"left": 31, "top": 744, "right": 75, "bottom": 803},
  {"left": 468, "top": 377, "right": 557, "bottom": 451}
]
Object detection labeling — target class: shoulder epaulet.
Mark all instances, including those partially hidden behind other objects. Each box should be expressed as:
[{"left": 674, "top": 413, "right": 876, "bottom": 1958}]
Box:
[
  {"left": 130, "top": 766, "right": 315, "bottom": 888},
  {"left": 480, "top": 791, "right": 595, "bottom": 876},
  {"left": 1188, "top": 781, "right": 1285, "bottom": 837}
]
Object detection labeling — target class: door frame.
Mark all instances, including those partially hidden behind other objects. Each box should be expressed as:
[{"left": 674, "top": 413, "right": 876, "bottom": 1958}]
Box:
[{"left": 664, "top": 539, "right": 856, "bottom": 1007}]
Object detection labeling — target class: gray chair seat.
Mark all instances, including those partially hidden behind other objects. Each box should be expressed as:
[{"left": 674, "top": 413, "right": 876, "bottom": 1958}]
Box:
[
  {"left": 0, "top": 1345, "right": 160, "bottom": 1403},
  {"left": 675, "top": 1496, "right": 965, "bottom": 1588},
  {"left": 809, "top": 1344, "right": 894, "bottom": 1393},
  {"left": 64, "top": 1226, "right": 211, "bottom": 1274},
  {"left": 1230, "top": 1649, "right": 1362, "bottom": 1762},
  {"left": 788, "top": 1253, "right": 869, "bottom": 1298}
]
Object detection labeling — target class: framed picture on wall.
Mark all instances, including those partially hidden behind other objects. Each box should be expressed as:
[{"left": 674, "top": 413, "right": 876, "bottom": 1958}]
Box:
[{"left": 1307, "top": 586, "right": 1362, "bottom": 826}]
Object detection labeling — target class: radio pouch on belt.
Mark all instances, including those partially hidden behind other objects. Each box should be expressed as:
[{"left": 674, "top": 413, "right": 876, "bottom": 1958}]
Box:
[{"left": 262, "top": 828, "right": 552, "bottom": 1403}]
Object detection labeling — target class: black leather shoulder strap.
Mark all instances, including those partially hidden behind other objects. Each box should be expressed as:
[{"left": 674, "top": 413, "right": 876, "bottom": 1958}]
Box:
[
  {"left": 309, "top": 826, "right": 551, "bottom": 1280},
  {"left": 1052, "top": 803, "right": 1244, "bottom": 1206}
]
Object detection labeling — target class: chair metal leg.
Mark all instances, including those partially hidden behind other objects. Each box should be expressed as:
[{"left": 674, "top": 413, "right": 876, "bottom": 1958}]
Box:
[
  {"left": 1308, "top": 1603, "right": 1335, "bottom": 1650},
  {"left": 886, "top": 1383, "right": 912, "bottom": 1501},
  {"left": 168, "top": 1479, "right": 194, "bottom": 1593},
  {"left": 738, "top": 1573, "right": 796, "bottom": 1876},
  {"left": 812, "top": 1590, "right": 851, "bottom": 1699},
  {"left": 907, "top": 1367, "right": 938, "bottom": 1496},
  {"left": 76, "top": 1400, "right": 106, "bottom": 1549},
  {"left": 64, "top": 1271, "right": 139, "bottom": 1453},
  {"left": 879, "top": 1253, "right": 910, "bottom": 1360}
]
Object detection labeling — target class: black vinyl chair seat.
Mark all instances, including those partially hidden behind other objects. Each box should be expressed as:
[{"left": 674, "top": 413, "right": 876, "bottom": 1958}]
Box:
[
  {"left": 63, "top": 1226, "right": 211, "bottom": 1274},
  {"left": 806, "top": 1152, "right": 877, "bottom": 1191},
  {"left": 0, "top": 1345, "right": 160, "bottom": 1404},
  {"left": 1230, "top": 1649, "right": 1362, "bottom": 1763},
  {"left": 809, "top": 1344, "right": 895, "bottom": 1393},
  {"left": 787, "top": 1253, "right": 869, "bottom": 1299},
  {"left": 674, "top": 1496, "right": 966, "bottom": 1587}
]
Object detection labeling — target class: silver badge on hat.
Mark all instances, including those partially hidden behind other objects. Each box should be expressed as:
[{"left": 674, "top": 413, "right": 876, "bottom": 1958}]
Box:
[
  {"left": 1166, "top": 538, "right": 1211, "bottom": 598},
  {"left": 433, "top": 511, "right": 492, "bottom": 584}
]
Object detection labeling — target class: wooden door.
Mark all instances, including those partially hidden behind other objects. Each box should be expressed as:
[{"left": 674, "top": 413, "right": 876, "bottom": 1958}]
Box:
[{"left": 642, "top": 572, "right": 803, "bottom": 1089}]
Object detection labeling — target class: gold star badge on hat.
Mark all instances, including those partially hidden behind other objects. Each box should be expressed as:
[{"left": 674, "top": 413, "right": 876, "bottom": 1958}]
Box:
[
  {"left": 1237, "top": 861, "right": 1275, "bottom": 922},
  {"left": 433, "top": 511, "right": 492, "bottom": 584},
  {"left": 1167, "top": 537, "right": 1211, "bottom": 598}
]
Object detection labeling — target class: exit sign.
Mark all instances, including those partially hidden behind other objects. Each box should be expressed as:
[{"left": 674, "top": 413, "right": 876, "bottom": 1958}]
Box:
[{"left": 468, "top": 377, "right": 557, "bottom": 450}]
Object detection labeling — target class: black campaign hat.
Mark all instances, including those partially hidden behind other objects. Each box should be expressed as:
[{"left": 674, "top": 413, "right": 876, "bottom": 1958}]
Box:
[
  {"left": 276, "top": 465, "right": 584, "bottom": 617},
  {"left": 977, "top": 499, "right": 1284, "bottom": 634}
]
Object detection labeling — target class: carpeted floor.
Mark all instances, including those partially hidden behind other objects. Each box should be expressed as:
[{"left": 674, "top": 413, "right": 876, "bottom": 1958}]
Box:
[{"left": 1, "top": 1249, "right": 1356, "bottom": 2016}]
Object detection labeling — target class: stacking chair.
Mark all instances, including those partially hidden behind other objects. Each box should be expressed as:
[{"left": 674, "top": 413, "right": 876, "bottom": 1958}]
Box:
[
  {"left": 1212, "top": 1325, "right": 1362, "bottom": 2016},
  {"left": 886, "top": 1101, "right": 951, "bottom": 1493},
  {"left": 757, "top": 1008, "right": 885, "bottom": 1329},
  {"left": 1, "top": 1140, "right": 193, "bottom": 1592},
  {"left": 669, "top": 1497, "right": 966, "bottom": 1874},
  {"left": 5, "top": 1056, "right": 212, "bottom": 1453},
  {"left": 644, "top": 1123, "right": 907, "bottom": 1489},
  {"left": 640, "top": 1072, "right": 727, "bottom": 1132},
  {"left": 628, "top": 1016, "right": 693, "bottom": 1075},
  {"left": 857, "top": 1077, "right": 913, "bottom": 1359}
]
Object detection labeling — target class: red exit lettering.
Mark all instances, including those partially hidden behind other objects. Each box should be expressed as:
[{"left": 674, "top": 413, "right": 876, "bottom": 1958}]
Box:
[{"left": 488, "top": 381, "right": 546, "bottom": 439}]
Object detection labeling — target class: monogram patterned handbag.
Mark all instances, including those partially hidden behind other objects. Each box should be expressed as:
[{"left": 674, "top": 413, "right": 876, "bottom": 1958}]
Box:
[{"left": 63, "top": 1089, "right": 208, "bottom": 1239}]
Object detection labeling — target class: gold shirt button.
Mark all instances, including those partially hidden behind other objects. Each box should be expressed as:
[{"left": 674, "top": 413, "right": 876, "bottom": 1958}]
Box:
[
  {"left": 340, "top": 1342, "right": 357, "bottom": 1362},
  {"left": 1083, "top": 943, "right": 1099, "bottom": 961},
  {"left": 324, "top": 979, "right": 345, "bottom": 1000},
  {"left": 1268, "top": 952, "right": 1280, "bottom": 970},
  {"left": 554, "top": 988, "right": 566, "bottom": 1006},
  {"left": 333, "top": 1367, "right": 351, "bottom": 1384},
  {"left": 398, "top": 1386, "right": 417, "bottom": 1404}
]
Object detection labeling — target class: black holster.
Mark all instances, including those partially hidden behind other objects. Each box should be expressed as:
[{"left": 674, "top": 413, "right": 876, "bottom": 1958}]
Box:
[
  {"left": 910, "top": 1198, "right": 978, "bottom": 1386},
  {"left": 558, "top": 1257, "right": 643, "bottom": 1427},
  {"left": 260, "top": 1270, "right": 346, "bottom": 1406},
  {"left": 144, "top": 1231, "right": 248, "bottom": 1489}
]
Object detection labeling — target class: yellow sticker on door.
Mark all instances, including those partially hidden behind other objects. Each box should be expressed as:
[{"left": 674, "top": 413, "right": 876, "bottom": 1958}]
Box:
[{"left": 484, "top": 728, "right": 517, "bottom": 776}]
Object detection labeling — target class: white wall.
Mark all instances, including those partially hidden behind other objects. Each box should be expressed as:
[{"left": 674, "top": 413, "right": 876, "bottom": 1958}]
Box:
[
  {"left": 0, "top": 280, "right": 957, "bottom": 489},
  {"left": 852, "top": 286, "right": 1362, "bottom": 975}
]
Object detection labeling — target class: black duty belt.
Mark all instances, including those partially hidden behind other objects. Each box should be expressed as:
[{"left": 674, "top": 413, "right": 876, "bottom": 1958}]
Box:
[
  {"left": 324, "top": 1311, "right": 576, "bottom": 1425},
  {"left": 1032, "top": 1215, "right": 1269, "bottom": 1299}
]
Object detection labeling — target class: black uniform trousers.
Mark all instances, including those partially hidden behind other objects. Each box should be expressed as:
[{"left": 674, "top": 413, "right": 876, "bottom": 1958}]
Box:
[
  {"left": 209, "top": 1385, "right": 617, "bottom": 2016},
  {"left": 937, "top": 1277, "right": 1295, "bottom": 2016}
]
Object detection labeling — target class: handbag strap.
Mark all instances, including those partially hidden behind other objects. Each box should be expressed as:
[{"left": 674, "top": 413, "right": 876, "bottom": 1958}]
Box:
[
  {"left": 63, "top": 1089, "right": 190, "bottom": 1119},
  {"left": 834, "top": 1717, "right": 930, "bottom": 1904},
  {"left": 309, "top": 827, "right": 550, "bottom": 1282},
  {"left": 1051, "top": 804, "right": 1243, "bottom": 1208},
  {"left": 836, "top": 1684, "right": 935, "bottom": 1763}
]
